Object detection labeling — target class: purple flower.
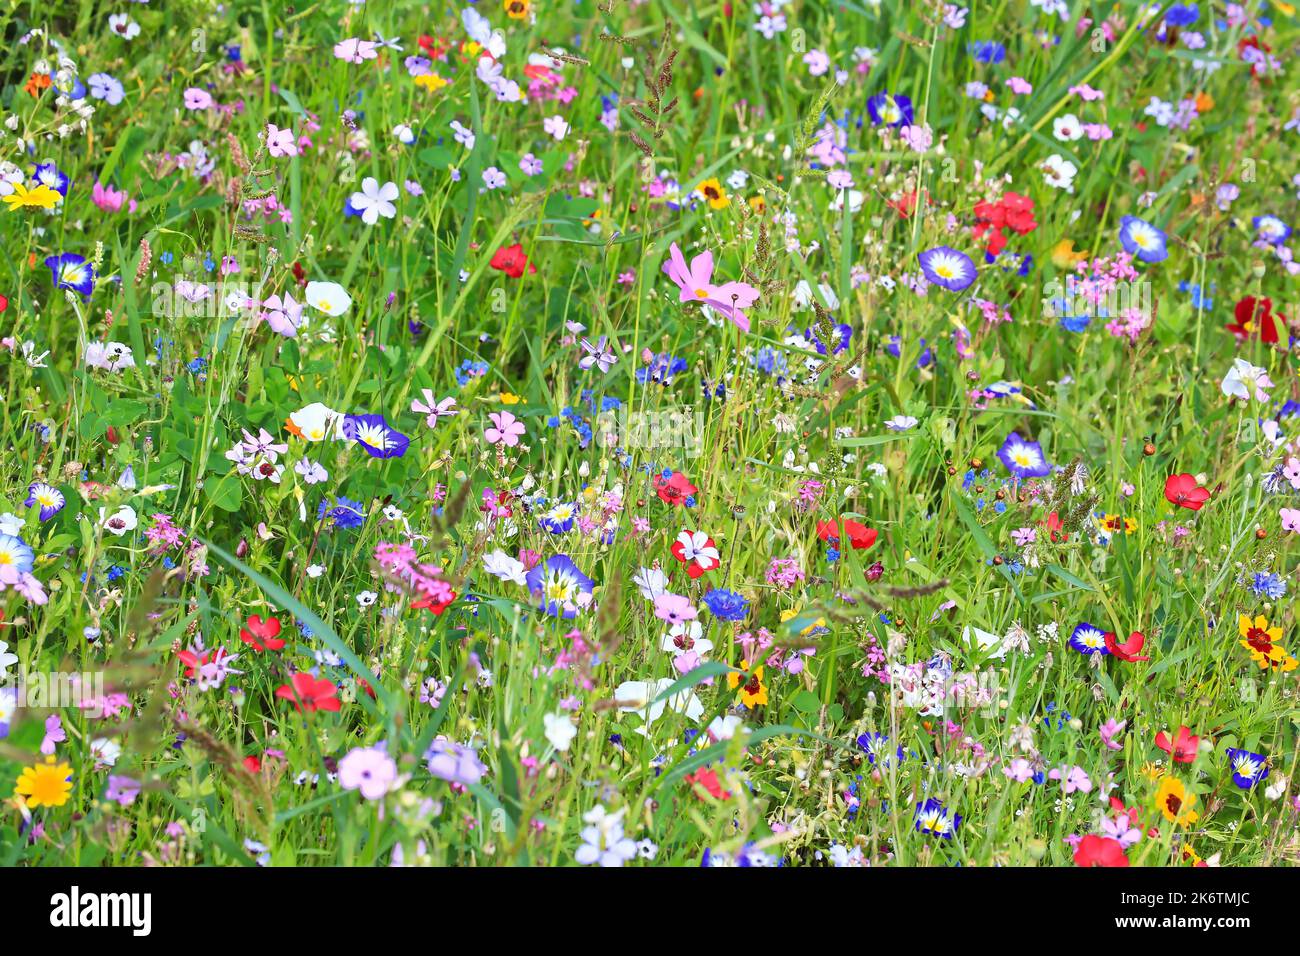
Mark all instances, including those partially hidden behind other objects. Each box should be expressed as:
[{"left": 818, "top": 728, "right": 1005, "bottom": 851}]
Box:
[
  {"left": 917, "top": 246, "right": 976, "bottom": 292},
  {"left": 426, "top": 739, "right": 486, "bottom": 786},
  {"left": 105, "top": 775, "right": 141, "bottom": 807},
  {"left": 996, "top": 431, "right": 1052, "bottom": 479},
  {"left": 338, "top": 744, "right": 399, "bottom": 799}
]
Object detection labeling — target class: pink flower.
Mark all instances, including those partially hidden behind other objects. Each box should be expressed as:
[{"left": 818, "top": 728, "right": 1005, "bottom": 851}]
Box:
[
  {"left": 333, "top": 38, "right": 378, "bottom": 63},
  {"left": 653, "top": 591, "right": 697, "bottom": 626},
  {"left": 183, "top": 87, "right": 213, "bottom": 110},
  {"left": 899, "top": 123, "right": 933, "bottom": 152},
  {"left": 1003, "top": 758, "right": 1034, "bottom": 782},
  {"left": 661, "top": 242, "right": 760, "bottom": 333},
  {"left": 1007, "top": 76, "right": 1033, "bottom": 94},
  {"left": 1099, "top": 718, "right": 1126, "bottom": 751},
  {"left": 92, "top": 181, "right": 128, "bottom": 212},
  {"left": 484, "top": 411, "right": 525, "bottom": 447},
  {"left": 266, "top": 123, "right": 298, "bottom": 158},
  {"left": 1281, "top": 508, "right": 1300, "bottom": 533}
]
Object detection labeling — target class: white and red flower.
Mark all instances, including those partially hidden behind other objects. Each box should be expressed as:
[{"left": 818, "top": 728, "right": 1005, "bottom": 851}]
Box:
[{"left": 671, "top": 530, "right": 720, "bottom": 578}]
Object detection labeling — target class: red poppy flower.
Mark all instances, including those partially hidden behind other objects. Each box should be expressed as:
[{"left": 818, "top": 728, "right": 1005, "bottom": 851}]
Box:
[
  {"left": 685, "top": 767, "right": 730, "bottom": 800},
  {"left": 1073, "top": 834, "right": 1130, "bottom": 867},
  {"left": 239, "top": 613, "right": 286, "bottom": 652},
  {"left": 0, "top": 293, "right": 8, "bottom": 313},
  {"left": 1155, "top": 725, "right": 1200, "bottom": 763},
  {"left": 177, "top": 645, "right": 234, "bottom": 679},
  {"left": 1225, "top": 296, "right": 1283, "bottom": 344},
  {"left": 243, "top": 755, "right": 262, "bottom": 774},
  {"left": 972, "top": 192, "right": 1038, "bottom": 257},
  {"left": 489, "top": 242, "right": 537, "bottom": 278},
  {"left": 1103, "top": 630, "right": 1151, "bottom": 663},
  {"left": 654, "top": 471, "right": 697, "bottom": 506},
  {"left": 1164, "top": 473, "right": 1210, "bottom": 511},
  {"left": 275, "top": 672, "right": 342, "bottom": 713},
  {"left": 816, "top": 518, "right": 878, "bottom": 551}
]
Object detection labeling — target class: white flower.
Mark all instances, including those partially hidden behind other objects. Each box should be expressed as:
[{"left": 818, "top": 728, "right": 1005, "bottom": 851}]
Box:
[
  {"left": 543, "top": 712, "right": 577, "bottom": 751},
  {"left": 575, "top": 805, "right": 638, "bottom": 867},
  {"left": 1221, "top": 358, "right": 1273, "bottom": 402},
  {"left": 392, "top": 123, "right": 415, "bottom": 145},
  {"left": 306, "top": 564, "right": 326, "bottom": 578},
  {"left": 884, "top": 415, "right": 919, "bottom": 431},
  {"left": 90, "top": 738, "right": 122, "bottom": 767},
  {"left": 632, "top": 566, "right": 670, "bottom": 601},
  {"left": 707, "top": 714, "right": 745, "bottom": 740},
  {"left": 349, "top": 177, "right": 399, "bottom": 225},
  {"left": 108, "top": 13, "right": 140, "bottom": 40},
  {"left": 1041, "top": 154, "right": 1078, "bottom": 193},
  {"left": 356, "top": 590, "right": 378, "bottom": 608},
  {"left": 304, "top": 281, "right": 352, "bottom": 316},
  {"left": 614, "top": 678, "right": 704, "bottom": 734},
  {"left": 482, "top": 549, "right": 528, "bottom": 586},
  {"left": 543, "top": 115, "right": 570, "bottom": 140},
  {"left": 0, "top": 640, "right": 18, "bottom": 681},
  {"left": 1052, "top": 113, "right": 1084, "bottom": 141},
  {"left": 791, "top": 279, "right": 839, "bottom": 311},
  {"left": 0, "top": 513, "right": 25, "bottom": 536},
  {"left": 99, "top": 505, "right": 138, "bottom": 536}
]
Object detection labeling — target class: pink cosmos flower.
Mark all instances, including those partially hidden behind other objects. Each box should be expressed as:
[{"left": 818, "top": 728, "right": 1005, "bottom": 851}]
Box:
[
  {"left": 661, "top": 242, "right": 760, "bottom": 333},
  {"left": 484, "top": 411, "right": 525, "bottom": 447}
]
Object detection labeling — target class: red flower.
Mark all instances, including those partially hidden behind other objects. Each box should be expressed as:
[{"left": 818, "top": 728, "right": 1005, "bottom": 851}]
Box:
[
  {"left": 177, "top": 645, "right": 234, "bottom": 679},
  {"left": 1225, "top": 296, "right": 1283, "bottom": 344},
  {"left": 489, "top": 243, "right": 537, "bottom": 278},
  {"left": 670, "top": 530, "right": 720, "bottom": 578},
  {"left": 239, "top": 613, "right": 286, "bottom": 652},
  {"left": 654, "top": 471, "right": 697, "bottom": 506},
  {"left": 275, "top": 672, "right": 342, "bottom": 713},
  {"left": 1155, "top": 725, "right": 1200, "bottom": 763},
  {"left": 685, "top": 767, "right": 730, "bottom": 800},
  {"left": 1104, "top": 630, "right": 1151, "bottom": 663},
  {"left": 1044, "top": 511, "right": 1070, "bottom": 543},
  {"left": 0, "top": 293, "right": 8, "bottom": 313},
  {"left": 411, "top": 589, "right": 457, "bottom": 615},
  {"left": 243, "top": 755, "right": 262, "bottom": 774},
  {"left": 816, "top": 518, "right": 878, "bottom": 551},
  {"left": 1237, "top": 36, "right": 1273, "bottom": 78},
  {"left": 972, "top": 192, "right": 1038, "bottom": 257},
  {"left": 1164, "top": 473, "right": 1210, "bottom": 511},
  {"left": 1073, "top": 834, "right": 1130, "bottom": 867}
]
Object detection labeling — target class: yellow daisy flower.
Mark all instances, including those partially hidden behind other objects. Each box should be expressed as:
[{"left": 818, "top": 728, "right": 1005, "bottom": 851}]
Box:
[
  {"left": 13, "top": 756, "right": 73, "bottom": 809},
  {"left": 2, "top": 182, "right": 61, "bottom": 212}
]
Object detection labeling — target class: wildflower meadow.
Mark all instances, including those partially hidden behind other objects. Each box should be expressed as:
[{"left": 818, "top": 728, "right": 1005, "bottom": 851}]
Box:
[{"left": 2, "top": 0, "right": 1300, "bottom": 885}]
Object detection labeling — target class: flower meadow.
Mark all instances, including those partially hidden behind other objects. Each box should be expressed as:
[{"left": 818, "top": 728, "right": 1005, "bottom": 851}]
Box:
[{"left": 0, "top": 0, "right": 1299, "bottom": 873}]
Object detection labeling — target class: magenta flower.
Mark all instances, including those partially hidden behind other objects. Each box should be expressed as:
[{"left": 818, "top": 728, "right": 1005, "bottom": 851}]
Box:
[
  {"left": 1099, "top": 718, "right": 1126, "bottom": 751},
  {"left": 484, "top": 411, "right": 525, "bottom": 447},
  {"left": 92, "top": 181, "right": 128, "bottom": 212}
]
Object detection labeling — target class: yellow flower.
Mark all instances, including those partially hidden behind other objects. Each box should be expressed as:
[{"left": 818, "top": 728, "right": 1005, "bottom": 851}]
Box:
[
  {"left": 1050, "top": 239, "right": 1088, "bottom": 270},
  {"left": 14, "top": 756, "right": 73, "bottom": 809},
  {"left": 415, "top": 73, "right": 448, "bottom": 93},
  {"left": 1238, "top": 614, "right": 1288, "bottom": 669},
  {"left": 504, "top": 0, "right": 530, "bottom": 19},
  {"left": 727, "top": 661, "right": 768, "bottom": 707},
  {"left": 748, "top": 195, "right": 766, "bottom": 215},
  {"left": 2, "top": 182, "right": 61, "bottom": 212},
  {"left": 1154, "top": 777, "right": 1199, "bottom": 827},
  {"left": 498, "top": 391, "right": 521, "bottom": 405},
  {"left": 695, "top": 177, "right": 729, "bottom": 210}
]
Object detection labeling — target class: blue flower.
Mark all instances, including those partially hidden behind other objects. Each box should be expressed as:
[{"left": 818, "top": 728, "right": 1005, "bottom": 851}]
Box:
[
  {"left": 702, "top": 588, "right": 750, "bottom": 621},
  {"left": 318, "top": 496, "right": 366, "bottom": 530},
  {"left": 914, "top": 798, "right": 962, "bottom": 838},
  {"left": 1226, "top": 748, "right": 1269, "bottom": 789},
  {"left": 1068, "top": 622, "right": 1110, "bottom": 656},
  {"left": 1118, "top": 215, "right": 1168, "bottom": 263},
  {"left": 866, "top": 92, "right": 914, "bottom": 127},
  {"left": 996, "top": 431, "right": 1052, "bottom": 479},
  {"left": 343, "top": 414, "right": 410, "bottom": 459},
  {"left": 525, "top": 554, "right": 594, "bottom": 618},
  {"left": 45, "top": 253, "right": 96, "bottom": 299}
]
